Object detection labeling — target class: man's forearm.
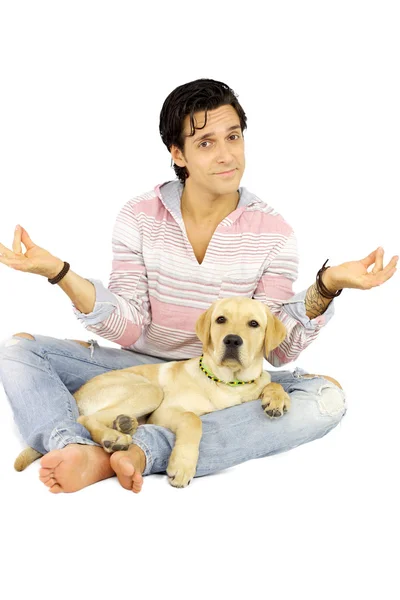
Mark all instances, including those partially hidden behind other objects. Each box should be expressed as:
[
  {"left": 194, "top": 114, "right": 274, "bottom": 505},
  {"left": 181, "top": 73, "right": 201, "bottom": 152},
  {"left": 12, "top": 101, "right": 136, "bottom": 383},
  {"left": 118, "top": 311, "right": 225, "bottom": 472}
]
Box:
[
  {"left": 304, "top": 269, "right": 338, "bottom": 320},
  {"left": 47, "top": 259, "right": 96, "bottom": 315}
]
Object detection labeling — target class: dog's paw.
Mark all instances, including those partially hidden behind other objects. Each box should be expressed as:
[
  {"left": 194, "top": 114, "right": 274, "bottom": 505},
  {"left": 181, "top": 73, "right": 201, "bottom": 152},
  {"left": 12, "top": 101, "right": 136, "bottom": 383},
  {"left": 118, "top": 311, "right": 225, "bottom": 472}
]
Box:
[
  {"left": 260, "top": 383, "right": 291, "bottom": 418},
  {"left": 112, "top": 414, "right": 138, "bottom": 435},
  {"left": 101, "top": 429, "right": 133, "bottom": 453},
  {"left": 167, "top": 451, "right": 197, "bottom": 488}
]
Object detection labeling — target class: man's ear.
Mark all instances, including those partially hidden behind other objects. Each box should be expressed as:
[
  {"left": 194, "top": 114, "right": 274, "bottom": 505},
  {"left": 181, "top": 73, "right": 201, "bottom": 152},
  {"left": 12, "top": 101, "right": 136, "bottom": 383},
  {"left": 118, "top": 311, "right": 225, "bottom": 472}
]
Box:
[
  {"left": 263, "top": 305, "right": 287, "bottom": 358},
  {"left": 195, "top": 303, "right": 215, "bottom": 352}
]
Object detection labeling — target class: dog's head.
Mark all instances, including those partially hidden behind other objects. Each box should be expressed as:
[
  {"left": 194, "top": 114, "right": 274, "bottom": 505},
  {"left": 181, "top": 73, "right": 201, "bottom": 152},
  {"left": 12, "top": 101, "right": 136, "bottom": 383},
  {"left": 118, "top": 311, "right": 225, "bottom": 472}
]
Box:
[{"left": 195, "top": 296, "right": 287, "bottom": 370}]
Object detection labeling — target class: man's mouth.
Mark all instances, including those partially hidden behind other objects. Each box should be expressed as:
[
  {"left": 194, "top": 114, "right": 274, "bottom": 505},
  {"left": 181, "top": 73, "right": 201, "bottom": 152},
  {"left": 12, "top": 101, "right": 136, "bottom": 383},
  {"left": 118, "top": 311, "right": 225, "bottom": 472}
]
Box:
[{"left": 215, "top": 169, "right": 236, "bottom": 177}]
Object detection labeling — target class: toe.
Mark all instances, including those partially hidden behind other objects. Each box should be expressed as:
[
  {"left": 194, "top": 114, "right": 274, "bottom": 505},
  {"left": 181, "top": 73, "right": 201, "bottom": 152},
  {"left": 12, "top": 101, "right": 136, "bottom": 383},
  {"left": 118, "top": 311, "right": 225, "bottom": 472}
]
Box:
[
  {"left": 45, "top": 478, "right": 57, "bottom": 488},
  {"left": 40, "top": 450, "right": 64, "bottom": 470},
  {"left": 132, "top": 468, "right": 143, "bottom": 485},
  {"left": 39, "top": 467, "right": 53, "bottom": 478},
  {"left": 131, "top": 471, "right": 143, "bottom": 493},
  {"left": 39, "top": 473, "right": 54, "bottom": 484},
  {"left": 49, "top": 483, "right": 63, "bottom": 493}
]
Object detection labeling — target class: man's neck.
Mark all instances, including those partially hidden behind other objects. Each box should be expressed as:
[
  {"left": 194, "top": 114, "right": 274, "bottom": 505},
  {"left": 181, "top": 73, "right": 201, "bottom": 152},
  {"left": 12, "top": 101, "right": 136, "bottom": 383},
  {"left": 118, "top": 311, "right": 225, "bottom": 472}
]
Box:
[{"left": 181, "top": 181, "right": 240, "bottom": 227}]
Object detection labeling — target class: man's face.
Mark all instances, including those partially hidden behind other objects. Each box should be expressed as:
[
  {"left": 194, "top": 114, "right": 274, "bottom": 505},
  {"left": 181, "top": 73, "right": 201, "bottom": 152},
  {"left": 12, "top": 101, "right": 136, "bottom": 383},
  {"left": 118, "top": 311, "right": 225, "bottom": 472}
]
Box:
[{"left": 171, "top": 104, "right": 246, "bottom": 192}]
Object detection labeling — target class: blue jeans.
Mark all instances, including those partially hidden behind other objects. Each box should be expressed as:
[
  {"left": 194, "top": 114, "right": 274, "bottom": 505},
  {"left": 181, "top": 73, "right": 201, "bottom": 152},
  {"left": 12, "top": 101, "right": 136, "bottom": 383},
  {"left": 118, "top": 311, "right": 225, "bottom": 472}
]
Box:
[{"left": 0, "top": 333, "right": 347, "bottom": 478}]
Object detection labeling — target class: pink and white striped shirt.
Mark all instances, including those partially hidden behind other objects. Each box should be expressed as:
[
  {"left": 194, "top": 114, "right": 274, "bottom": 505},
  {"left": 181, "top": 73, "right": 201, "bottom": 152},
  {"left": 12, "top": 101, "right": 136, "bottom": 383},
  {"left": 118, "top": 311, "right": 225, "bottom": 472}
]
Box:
[{"left": 72, "top": 179, "right": 335, "bottom": 365}]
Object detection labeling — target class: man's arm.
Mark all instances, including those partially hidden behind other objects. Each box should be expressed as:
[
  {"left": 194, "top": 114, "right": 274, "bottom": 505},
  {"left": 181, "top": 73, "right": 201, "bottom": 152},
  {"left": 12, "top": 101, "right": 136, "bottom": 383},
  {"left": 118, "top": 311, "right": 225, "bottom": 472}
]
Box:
[
  {"left": 253, "top": 230, "right": 337, "bottom": 367},
  {"left": 47, "top": 259, "right": 96, "bottom": 315},
  {"left": 304, "top": 271, "right": 337, "bottom": 320},
  {"left": 47, "top": 199, "right": 152, "bottom": 346}
]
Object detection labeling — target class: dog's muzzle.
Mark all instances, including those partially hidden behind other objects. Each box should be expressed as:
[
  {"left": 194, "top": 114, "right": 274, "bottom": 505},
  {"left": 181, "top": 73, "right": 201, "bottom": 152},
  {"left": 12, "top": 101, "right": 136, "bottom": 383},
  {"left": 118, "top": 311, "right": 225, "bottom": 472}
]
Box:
[{"left": 223, "top": 334, "right": 243, "bottom": 359}]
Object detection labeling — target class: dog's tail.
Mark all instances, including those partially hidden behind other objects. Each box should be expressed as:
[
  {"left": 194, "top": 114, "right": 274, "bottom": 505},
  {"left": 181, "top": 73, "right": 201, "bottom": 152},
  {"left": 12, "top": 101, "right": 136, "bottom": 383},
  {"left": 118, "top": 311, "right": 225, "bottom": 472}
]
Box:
[{"left": 14, "top": 447, "right": 43, "bottom": 471}]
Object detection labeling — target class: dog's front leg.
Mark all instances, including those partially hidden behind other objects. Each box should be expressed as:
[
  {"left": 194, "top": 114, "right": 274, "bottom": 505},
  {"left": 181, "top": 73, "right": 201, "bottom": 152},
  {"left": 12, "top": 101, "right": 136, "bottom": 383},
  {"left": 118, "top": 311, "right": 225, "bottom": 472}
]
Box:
[
  {"left": 260, "top": 382, "right": 291, "bottom": 418},
  {"left": 151, "top": 407, "right": 202, "bottom": 488}
]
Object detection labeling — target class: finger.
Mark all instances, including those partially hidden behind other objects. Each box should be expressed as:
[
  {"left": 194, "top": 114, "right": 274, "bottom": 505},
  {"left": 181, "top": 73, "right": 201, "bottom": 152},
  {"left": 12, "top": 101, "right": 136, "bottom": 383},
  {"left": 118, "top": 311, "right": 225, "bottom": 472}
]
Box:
[
  {"left": 372, "top": 247, "right": 384, "bottom": 274},
  {"left": 375, "top": 266, "right": 397, "bottom": 286},
  {"left": 12, "top": 225, "right": 22, "bottom": 255},
  {"left": 361, "top": 248, "right": 382, "bottom": 269},
  {"left": 0, "top": 255, "right": 26, "bottom": 270},
  {"left": 383, "top": 267, "right": 397, "bottom": 283},
  {"left": 20, "top": 226, "right": 35, "bottom": 250},
  {"left": 382, "top": 256, "right": 399, "bottom": 274}
]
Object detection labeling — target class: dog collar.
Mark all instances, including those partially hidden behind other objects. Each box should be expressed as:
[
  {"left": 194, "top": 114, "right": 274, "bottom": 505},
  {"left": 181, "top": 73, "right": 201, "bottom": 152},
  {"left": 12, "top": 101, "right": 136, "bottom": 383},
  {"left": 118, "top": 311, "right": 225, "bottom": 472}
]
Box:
[{"left": 199, "top": 354, "right": 256, "bottom": 386}]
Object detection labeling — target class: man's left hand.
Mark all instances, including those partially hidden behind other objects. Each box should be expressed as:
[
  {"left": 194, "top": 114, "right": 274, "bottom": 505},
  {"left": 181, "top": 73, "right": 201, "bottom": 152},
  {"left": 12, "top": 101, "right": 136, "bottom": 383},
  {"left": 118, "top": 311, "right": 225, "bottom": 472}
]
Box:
[{"left": 324, "top": 247, "right": 398, "bottom": 291}]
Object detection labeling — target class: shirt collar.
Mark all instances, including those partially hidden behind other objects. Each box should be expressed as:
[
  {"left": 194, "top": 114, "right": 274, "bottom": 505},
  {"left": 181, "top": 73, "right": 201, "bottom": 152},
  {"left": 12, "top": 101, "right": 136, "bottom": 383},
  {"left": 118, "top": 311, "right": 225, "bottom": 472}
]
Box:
[{"left": 154, "top": 179, "right": 258, "bottom": 227}]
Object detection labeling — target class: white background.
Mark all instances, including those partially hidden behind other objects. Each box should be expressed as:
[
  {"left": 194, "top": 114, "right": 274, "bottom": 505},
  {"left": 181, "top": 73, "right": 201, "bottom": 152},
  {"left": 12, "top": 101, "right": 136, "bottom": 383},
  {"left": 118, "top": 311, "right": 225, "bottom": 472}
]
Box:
[{"left": 0, "top": 1, "right": 399, "bottom": 598}]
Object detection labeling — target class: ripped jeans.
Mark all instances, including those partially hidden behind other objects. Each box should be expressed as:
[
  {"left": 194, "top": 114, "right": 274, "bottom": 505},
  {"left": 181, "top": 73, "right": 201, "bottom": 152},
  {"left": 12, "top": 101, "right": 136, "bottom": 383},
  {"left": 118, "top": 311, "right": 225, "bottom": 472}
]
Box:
[{"left": 0, "top": 333, "right": 347, "bottom": 478}]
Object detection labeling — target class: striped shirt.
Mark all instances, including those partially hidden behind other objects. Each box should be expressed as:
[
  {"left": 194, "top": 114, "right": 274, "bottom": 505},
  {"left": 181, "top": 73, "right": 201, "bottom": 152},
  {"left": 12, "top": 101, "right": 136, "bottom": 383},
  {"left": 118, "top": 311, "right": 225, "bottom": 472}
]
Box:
[{"left": 72, "top": 179, "right": 335, "bottom": 365}]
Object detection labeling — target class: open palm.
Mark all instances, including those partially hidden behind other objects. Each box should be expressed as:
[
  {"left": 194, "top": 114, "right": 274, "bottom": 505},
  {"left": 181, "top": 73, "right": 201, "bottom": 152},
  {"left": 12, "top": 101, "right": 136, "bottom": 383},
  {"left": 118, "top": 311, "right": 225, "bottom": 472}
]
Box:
[
  {"left": 329, "top": 247, "right": 398, "bottom": 290},
  {"left": 0, "top": 225, "right": 60, "bottom": 277}
]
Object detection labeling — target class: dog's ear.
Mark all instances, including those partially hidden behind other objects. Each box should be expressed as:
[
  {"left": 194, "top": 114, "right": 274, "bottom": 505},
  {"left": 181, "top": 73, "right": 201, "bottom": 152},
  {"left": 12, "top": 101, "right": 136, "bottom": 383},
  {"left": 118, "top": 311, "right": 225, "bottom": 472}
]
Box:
[
  {"left": 263, "top": 305, "right": 287, "bottom": 358},
  {"left": 195, "top": 303, "right": 215, "bottom": 351}
]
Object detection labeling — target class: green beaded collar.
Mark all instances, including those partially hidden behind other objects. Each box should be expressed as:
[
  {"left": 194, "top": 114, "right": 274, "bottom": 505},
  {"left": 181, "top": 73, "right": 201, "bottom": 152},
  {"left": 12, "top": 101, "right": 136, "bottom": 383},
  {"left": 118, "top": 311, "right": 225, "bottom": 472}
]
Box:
[{"left": 199, "top": 354, "right": 256, "bottom": 386}]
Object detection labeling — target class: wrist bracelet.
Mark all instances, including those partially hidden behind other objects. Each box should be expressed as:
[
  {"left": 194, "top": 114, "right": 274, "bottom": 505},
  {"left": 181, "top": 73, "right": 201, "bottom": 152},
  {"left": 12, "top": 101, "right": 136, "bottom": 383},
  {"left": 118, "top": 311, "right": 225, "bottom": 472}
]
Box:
[
  {"left": 316, "top": 259, "right": 343, "bottom": 299},
  {"left": 48, "top": 261, "right": 70, "bottom": 285}
]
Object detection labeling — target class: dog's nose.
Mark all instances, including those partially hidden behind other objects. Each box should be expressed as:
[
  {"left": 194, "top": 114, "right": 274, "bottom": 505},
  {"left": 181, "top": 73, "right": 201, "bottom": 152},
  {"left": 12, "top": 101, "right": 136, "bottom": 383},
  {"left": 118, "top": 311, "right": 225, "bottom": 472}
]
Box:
[{"left": 223, "top": 334, "right": 243, "bottom": 348}]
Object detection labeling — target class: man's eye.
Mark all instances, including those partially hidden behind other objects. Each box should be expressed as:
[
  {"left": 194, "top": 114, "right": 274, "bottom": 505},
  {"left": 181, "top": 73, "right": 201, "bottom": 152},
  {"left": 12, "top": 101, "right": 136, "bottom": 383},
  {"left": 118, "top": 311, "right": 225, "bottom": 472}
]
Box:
[{"left": 199, "top": 134, "right": 240, "bottom": 148}]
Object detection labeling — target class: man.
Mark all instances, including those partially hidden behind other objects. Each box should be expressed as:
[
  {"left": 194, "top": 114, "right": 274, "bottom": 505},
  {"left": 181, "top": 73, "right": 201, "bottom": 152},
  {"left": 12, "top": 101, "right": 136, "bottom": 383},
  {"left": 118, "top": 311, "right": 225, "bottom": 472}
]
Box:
[{"left": 0, "top": 78, "right": 397, "bottom": 494}]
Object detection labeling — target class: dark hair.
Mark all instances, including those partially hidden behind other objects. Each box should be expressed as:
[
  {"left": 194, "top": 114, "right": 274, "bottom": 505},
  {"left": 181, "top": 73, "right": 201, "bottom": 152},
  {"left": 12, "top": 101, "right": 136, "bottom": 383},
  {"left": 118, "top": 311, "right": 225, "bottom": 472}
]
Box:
[{"left": 159, "top": 78, "right": 247, "bottom": 185}]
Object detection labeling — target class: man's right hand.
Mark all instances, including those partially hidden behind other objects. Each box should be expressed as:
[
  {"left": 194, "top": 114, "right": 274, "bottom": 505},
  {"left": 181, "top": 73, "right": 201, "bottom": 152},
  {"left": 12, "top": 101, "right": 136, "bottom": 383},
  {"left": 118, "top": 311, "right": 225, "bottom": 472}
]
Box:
[{"left": 0, "top": 225, "right": 63, "bottom": 278}]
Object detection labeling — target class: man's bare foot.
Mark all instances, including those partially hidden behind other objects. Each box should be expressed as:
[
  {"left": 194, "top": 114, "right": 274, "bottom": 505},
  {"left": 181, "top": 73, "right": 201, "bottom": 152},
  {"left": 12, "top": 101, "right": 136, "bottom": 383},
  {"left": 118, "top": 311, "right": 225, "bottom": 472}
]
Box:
[
  {"left": 39, "top": 444, "right": 114, "bottom": 493},
  {"left": 110, "top": 444, "right": 146, "bottom": 493}
]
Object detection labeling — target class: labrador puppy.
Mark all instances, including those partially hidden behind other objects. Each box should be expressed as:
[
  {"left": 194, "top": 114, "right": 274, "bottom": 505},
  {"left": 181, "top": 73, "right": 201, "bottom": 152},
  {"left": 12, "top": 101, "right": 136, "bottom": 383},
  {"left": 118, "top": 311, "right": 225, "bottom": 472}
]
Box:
[{"left": 14, "top": 296, "right": 291, "bottom": 487}]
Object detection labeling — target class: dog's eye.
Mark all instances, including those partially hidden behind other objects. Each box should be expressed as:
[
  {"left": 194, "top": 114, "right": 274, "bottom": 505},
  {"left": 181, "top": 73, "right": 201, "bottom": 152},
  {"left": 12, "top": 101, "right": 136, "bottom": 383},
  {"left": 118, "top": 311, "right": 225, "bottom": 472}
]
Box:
[
  {"left": 216, "top": 316, "right": 226, "bottom": 324},
  {"left": 249, "top": 320, "right": 259, "bottom": 328}
]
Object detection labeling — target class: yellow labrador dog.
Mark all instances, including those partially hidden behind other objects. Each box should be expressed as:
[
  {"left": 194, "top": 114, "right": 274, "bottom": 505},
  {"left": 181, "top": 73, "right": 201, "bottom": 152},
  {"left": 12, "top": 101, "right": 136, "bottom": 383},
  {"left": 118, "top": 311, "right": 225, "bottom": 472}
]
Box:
[{"left": 14, "top": 296, "right": 291, "bottom": 487}]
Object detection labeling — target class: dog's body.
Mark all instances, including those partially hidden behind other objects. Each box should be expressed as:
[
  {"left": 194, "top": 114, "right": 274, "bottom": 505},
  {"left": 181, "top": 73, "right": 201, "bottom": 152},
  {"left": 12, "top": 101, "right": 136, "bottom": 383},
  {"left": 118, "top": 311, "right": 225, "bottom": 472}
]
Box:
[{"left": 14, "top": 296, "right": 291, "bottom": 487}]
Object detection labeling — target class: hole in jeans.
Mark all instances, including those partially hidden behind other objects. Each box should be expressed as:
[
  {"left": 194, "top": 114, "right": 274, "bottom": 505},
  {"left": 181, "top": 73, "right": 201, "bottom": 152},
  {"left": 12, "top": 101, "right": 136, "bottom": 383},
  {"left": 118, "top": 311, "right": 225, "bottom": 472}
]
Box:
[{"left": 66, "top": 339, "right": 92, "bottom": 348}]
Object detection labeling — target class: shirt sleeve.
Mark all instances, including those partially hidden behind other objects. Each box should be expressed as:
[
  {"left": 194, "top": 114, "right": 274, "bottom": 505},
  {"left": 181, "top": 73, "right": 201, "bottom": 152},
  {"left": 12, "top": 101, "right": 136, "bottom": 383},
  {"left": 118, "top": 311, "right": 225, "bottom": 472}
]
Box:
[
  {"left": 71, "top": 200, "right": 151, "bottom": 347},
  {"left": 253, "top": 229, "right": 335, "bottom": 367}
]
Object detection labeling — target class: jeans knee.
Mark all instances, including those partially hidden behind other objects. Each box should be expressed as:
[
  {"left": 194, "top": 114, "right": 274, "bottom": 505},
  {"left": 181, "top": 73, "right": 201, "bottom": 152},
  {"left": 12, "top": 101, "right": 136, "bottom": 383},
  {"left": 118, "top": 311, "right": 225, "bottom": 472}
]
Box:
[
  {"left": 317, "top": 383, "right": 347, "bottom": 420},
  {"left": 290, "top": 370, "right": 347, "bottom": 422},
  {"left": 1, "top": 333, "right": 36, "bottom": 350}
]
